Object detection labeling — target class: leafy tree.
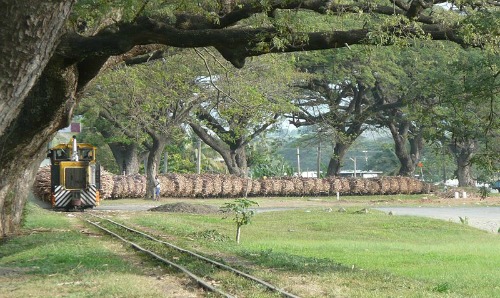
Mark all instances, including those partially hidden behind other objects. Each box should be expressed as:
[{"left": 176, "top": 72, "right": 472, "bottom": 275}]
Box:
[
  {"left": 277, "top": 126, "right": 333, "bottom": 174},
  {"left": 368, "top": 46, "right": 430, "bottom": 177},
  {"left": 84, "top": 51, "right": 203, "bottom": 198},
  {"left": 247, "top": 136, "right": 294, "bottom": 178},
  {"left": 418, "top": 49, "right": 499, "bottom": 186},
  {"left": 1, "top": 0, "right": 498, "bottom": 235},
  {"left": 190, "top": 52, "right": 300, "bottom": 177},
  {"left": 163, "top": 134, "right": 228, "bottom": 174},
  {"left": 290, "top": 47, "right": 407, "bottom": 176},
  {"left": 221, "top": 198, "right": 258, "bottom": 244}
]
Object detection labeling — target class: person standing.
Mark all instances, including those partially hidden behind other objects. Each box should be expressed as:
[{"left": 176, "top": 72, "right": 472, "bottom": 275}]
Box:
[{"left": 154, "top": 175, "right": 161, "bottom": 201}]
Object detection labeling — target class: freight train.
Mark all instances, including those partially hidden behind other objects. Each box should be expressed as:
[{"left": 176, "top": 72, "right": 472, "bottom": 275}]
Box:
[{"left": 48, "top": 136, "right": 100, "bottom": 210}]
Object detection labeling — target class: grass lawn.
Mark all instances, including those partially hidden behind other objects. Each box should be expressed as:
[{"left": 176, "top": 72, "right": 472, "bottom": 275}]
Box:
[
  {"left": 0, "top": 203, "right": 201, "bottom": 298},
  {"left": 129, "top": 205, "right": 500, "bottom": 297},
  {"left": 1, "top": 198, "right": 499, "bottom": 297}
]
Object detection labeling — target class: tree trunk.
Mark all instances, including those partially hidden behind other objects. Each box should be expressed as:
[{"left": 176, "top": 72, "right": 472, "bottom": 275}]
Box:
[
  {"left": 0, "top": 0, "right": 74, "bottom": 136},
  {"left": 190, "top": 123, "right": 248, "bottom": 177},
  {"left": 108, "top": 142, "right": 141, "bottom": 175},
  {"left": 388, "top": 121, "right": 423, "bottom": 177},
  {"left": 326, "top": 143, "right": 350, "bottom": 176},
  {"left": 221, "top": 148, "right": 248, "bottom": 177},
  {"left": 236, "top": 224, "right": 241, "bottom": 244},
  {"left": 145, "top": 136, "right": 167, "bottom": 199},
  {"left": 449, "top": 139, "right": 476, "bottom": 187},
  {"left": 0, "top": 57, "right": 78, "bottom": 237}
]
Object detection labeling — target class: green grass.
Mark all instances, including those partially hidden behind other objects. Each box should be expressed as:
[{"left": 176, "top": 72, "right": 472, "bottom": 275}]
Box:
[
  {"left": 3, "top": 200, "right": 499, "bottom": 297},
  {"left": 0, "top": 203, "right": 195, "bottom": 297},
  {"left": 129, "top": 207, "right": 500, "bottom": 297}
]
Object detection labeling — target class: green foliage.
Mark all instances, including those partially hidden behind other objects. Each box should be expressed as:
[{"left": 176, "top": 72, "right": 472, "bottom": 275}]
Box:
[
  {"left": 80, "top": 49, "right": 205, "bottom": 176},
  {"left": 247, "top": 136, "right": 294, "bottom": 178},
  {"left": 433, "top": 282, "right": 451, "bottom": 293},
  {"left": 71, "top": 0, "right": 152, "bottom": 33},
  {"left": 418, "top": 48, "right": 499, "bottom": 176},
  {"left": 479, "top": 186, "right": 489, "bottom": 200},
  {"left": 220, "top": 198, "right": 259, "bottom": 228},
  {"left": 459, "top": 11, "right": 500, "bottom": 52},
  {"left": 221, "top": 198, "right": 259, "bottom": 243},
  {"left": 195, "top": 52, "right": 301, "bottom": 141},
  {"left": 250, "top": 156, "right": 294, "bottom": 179},
  {"left": 220, "top": 198, "right": 259, "bottom": 244},
  {"left": 188, "top": 229, "right": 230, "bottom": 242},
  {"left": 85, "top": 49, "right": 202, "bottom": 137},
  {"left": 367, "top": 16, "right": 430, "bottom": 46},
  {"left": 163, "top": 142, "right": 196, "bottom": 173}
]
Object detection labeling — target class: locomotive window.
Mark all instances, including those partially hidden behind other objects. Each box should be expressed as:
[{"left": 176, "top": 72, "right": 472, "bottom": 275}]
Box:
[
  {"left": 65, "top": 168, "right": 86, "bottom": 189},
  {"left": 55, "top": 149, "right": 69, "bottom": 161},
  {"left": 79, "top": 149, "right": 93, "bottom": 161}
]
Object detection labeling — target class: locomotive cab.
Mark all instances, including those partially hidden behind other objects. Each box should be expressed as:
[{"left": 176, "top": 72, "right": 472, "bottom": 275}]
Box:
[{"left": 48, "top": 136, "right": 100, "bottom": 210}]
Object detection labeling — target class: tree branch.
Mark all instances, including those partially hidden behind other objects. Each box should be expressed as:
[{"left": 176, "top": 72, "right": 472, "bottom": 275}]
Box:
[{"left": 58, "top": 14, "right": 464, "bottom": 71}]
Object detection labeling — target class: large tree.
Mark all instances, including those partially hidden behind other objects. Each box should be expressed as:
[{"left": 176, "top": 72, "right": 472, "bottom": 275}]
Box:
[
  {"left": 369, "top": 47, "right": 430, "bottom": 177},
  {"left": 85, "top": 52, "right": 202, "bottom": 198},
  {"left": 291, "top": 76, "right": 373, "bottom": 176},
  {"left": 1, "top": 1, "right": 498, "bottom": 236},
  {"left": 420, "top": 49, "right": 500, "bottom": 186},
  {"left": 190, "top": 52, "right": 299, "bottom": 177},
  {"left": 291, "top": 47, "right": 410, "bottom": 176}
]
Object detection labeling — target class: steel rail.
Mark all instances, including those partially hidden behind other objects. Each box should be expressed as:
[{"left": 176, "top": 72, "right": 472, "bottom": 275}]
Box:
[
  {"left": 87, "top": 213, "right": 300, "bottom": 298},
  {"left": 84, "top": 217, "right": 234, "bottom": 298}
]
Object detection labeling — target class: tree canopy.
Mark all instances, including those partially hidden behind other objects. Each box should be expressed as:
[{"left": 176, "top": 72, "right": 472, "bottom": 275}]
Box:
[{"left": 1, "top": 0, "right": 499, "bottom": 235}]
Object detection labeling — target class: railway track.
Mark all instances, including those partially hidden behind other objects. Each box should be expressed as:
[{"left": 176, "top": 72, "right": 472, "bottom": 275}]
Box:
[{"left": 82, "top": 213, "right": 300, "bottom": 298}]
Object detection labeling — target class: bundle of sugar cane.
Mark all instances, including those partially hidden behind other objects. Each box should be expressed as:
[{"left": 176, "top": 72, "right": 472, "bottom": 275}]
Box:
[
  {"left": 349, "top": 178, "right": 366, "bottom": 195},
  {"left": 316, "top": 178, "right": 330, "bottom": 195},
  {"left": 398, "top": 176, "right": 410, "bottom": 194},
  {"left": 160, "top": 174, "right": 176, "bottom": 197},
  {"left": 301, "top": 178, "right": 316, "bottom": 195},
  {"left": 279, "top": 177, "right": 295, "bottom": 196},
  {"left": 33, "top": 166, "right": 52, "bottom": 202},
  {"left": 220, "top": 175, "right": 240, "bottom": 197},
  {"left": 365, "top": 178, "right": 381, "bottom": 195},
  {"left": 99, "top": 168, "right": 114, "bottom": 199}
]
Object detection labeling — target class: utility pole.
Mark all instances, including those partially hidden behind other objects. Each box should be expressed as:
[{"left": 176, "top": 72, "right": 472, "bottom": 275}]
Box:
[
  {"left": 196, "top": 139, "right": 202, "bottom": 174},
  {"left": 350, "top": 157, "right": 357, "bottom": 178},
  {"left": 317, "top": 142, "right": 321, "bottom": 178},
  {"left": 296, "top": 147, "right": 301, "bottom": 177}
]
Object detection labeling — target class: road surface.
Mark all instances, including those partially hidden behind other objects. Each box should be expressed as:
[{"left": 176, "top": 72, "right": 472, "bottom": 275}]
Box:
[{"left": 376, "top": 207, "right": 500, "bottom": 233}]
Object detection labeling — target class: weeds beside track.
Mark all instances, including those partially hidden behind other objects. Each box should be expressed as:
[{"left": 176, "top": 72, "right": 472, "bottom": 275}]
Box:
[{"left": 83, "top": 213, "right": 299, "bottom": 298}]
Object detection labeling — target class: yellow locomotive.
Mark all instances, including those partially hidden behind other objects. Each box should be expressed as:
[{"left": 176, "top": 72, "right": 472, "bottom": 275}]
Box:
[{"left": 48, "top": 136, "right": 100, "bottom": 210}]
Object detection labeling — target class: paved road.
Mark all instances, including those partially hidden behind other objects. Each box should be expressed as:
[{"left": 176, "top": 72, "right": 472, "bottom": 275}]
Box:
[{"left": 376, "top": 207, "right": 500, "bottom": 233}]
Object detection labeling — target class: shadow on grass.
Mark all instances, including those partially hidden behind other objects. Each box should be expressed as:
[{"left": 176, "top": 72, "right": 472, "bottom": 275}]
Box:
[
  {"left": 238, "top": 248, "right": 353, "bottom": 274},
  {"left": 0, "top": 230, "right": 134, "bottom": 276}
]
